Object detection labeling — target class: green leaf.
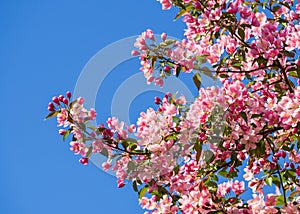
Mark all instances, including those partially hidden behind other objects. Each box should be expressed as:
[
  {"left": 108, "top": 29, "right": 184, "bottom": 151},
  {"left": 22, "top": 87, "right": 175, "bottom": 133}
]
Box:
[
  {"left": 151, "top": 56, "right": 157, "bottom": 68},
  {"left": 238, "top": 28, "right": 245, "bottom": 41},
  {"left": 272, "top": 5, "right": 281, "bottom": 13},
  {"left": 282, "top": 50, "right": 295, "bottom": 58},
  {"left": 232, "top": 62, "right": 242, "bottom": 68},
  {"left": 127, "top": 161, "right": 136, "bottom": 173},
  {"left": 194, "top": 141, "right": 202, "bottom": 163},
  {"left": 289, "top": 71, "right": 298, "bottom": 78},
  {"left": 289, "top": 190, "right": 300, "bottom": 198},
  {"left": 275, "top": 195, "right": 285, "bottom": 206},
  {"left": 193, "top": 72, "right": 202, "bottom": 90},
  {"left": 100, "top": 147, "right": 108, "bottom": 157},
  {"left": 239, "top": 112, "right": 248, "bottom": 124},
  {"left": 196, "top": 55, "right": 207, "bottom": 65},
  {"left": 138, "top": 186, "right": 149, "bottom": 199},
  {"left": 218, "top": 170, "right": 228, "bottom": 178},
  {"left": 63, "top": 129, "right": 71, "bottom": 141},
  {"left": 203, "top": 150, "right": 214, "bottom": 163},
  {"left": 163, "top": 39, "right": 175, "bottom": 46},
  {"left": 176, "top": 66, "right": 181, "bottom": 77},
  {"left": 130, "top": 144, "right": 137, "bottom": 151},
  {"left": 210, "top": 174, "right": 219, "bottom": 182},
  {"left": 132, "top": 180, "right": 138, "bottom": 192},
  {"left": 251, "top": 114, "right": 261, "bottom": 119},
  {"left": 125, "top": 137, "right": 138, "bottom": 143},
  {"left": 174, "top": 8, "right": 187, "bottom": 20},
  {"left": 86, "top": 146, "right": 93, "bottom": 158},
  {"left": 219, "top": 74, "right": 229, "bottom": 78},
  {"left": 87, "top": 125, "right": 97, "bottom": 130},
  {"left": 44, "top": 111, "right": 59, "bottom": 120},
  {"left": 121, "top": 141, "right": 129, "bottom": 150},
  {"left": 69, "top": 99, "right": 77, "bottom": 109},
  {"left": 199, "top": 66, "right": 216, "bottom": 80},
  {"left": 205, "top": 180, "right": 218, "bottom": 193},
  {"left": 265, "top": 176, "right": 272, "bottom": 186},
  {"left": 272, "top": 176, "right": 281, "bottom": 188},
  {"left": 136, "top": 179, "right": 142, "bottom": 185},
  {"left": 173, "top": 164, "right": 180, "bottom": 175}
]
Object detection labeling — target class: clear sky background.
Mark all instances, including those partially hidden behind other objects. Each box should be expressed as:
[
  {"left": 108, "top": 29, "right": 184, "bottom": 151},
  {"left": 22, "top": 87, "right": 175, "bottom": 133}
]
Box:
[{"left": 0, "top": 1, "right": 193, "bottom": 214}]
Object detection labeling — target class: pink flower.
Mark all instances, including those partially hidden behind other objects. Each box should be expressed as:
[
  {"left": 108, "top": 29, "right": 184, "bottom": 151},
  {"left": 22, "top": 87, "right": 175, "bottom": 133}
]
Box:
[
  {"left": 231, "top": 180, "right": 245, "bottom": 195},
  {"left": 102, "top": 162, "right": 111, "bottom": 171},
  {"left": 58, "top": 129, "right": 66, "bottom": 135},
  {"left": 227, "top": 0, "right": 240, "bottom": 14},
  {"left": 159, "top": 0, "right": 172, "bottom": 10},
  {"left": 144, "top": 29, "right": 154, "bottom": 40},
  {"left": 131, "top": 50, "right": 140, "bottom": 56},
  {"left": 78, "top": 97, "right": 84, "bottom": 105},
  {"left": 92, "top": 139, "right": 104, "bottom": 153},
  {"left": 70, "top": 141, "right": 88, "bottom": 156},
  {"left": 154, "top": 77, "right": 164, "bottom": 87},
  {"left": 88, "top": 108, "right": 96, "bottom": 120},
  {"left": 265, "top": 194, "right": 276, "bottom": 206},
  {"left": 57, "top": 109, "right": 69, "bottom": 127}
]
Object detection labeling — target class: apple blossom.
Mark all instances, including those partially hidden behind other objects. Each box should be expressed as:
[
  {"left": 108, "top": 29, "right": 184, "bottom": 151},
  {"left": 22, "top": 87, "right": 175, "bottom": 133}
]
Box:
[{"left": 45, "top": 0, "right": 300, "bottom": 213}]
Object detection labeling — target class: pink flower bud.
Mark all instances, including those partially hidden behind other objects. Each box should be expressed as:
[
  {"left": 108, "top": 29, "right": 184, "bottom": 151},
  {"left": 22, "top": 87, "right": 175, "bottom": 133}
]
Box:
[
  {"left": 290, "top": 163, "right": 295, "bottom": 169},
  {"left": 118, "top": 182, "right": 125, "bottom": 188},
  {"left": 52, "top": 96, "right": 59, "bottom": 104},
  {"left": 164, "top": 66, "right": 171, "bottom": 71},
  {"left": 102, "top": 162, "right": 111, "bottom": 171},
  {"left": 280, "top": 151, "right": 286, "bottom": 158},
  {"left": 296, "top": 166, "right": 300, "bottom": 176},
  {"left": 131, "top": 50, "right": 140, "bottom": 56},
  {"left": 274, "top": 152, "right": 281, "bottom": 158},
  {"left": 58, "top": 95, "right": 64, "bottom": 102},
  {"left": 166, "top": 92, "right": 172, "bottom": 97},
  {"left": 154, "top": 96, "right": 161, "bottom": 104},
  {"left": 270, "top": 162, "right": 276, "bottom": 170},
  {"left": 152, "top": 195, "right": 158, "bottom": 201},
  {"left": 79, "top": 157, "right": 89, "bottom": 166},
  {"left": 161, "top": 32, "right": 167, "bottom": 41},
  {"left": 62, "top": 98, "right": 68, "bottom": 105},
  {"left": 59, "top": 129, "right": 66, "bottom": 135},
  {"left": 145, "top": 29, "right": 154, "bottom": 40},
  {"left": 66, "top": 91, "right": 71, "bottom": 99},
  {"left": 78, "top": 97, "right": 84, "bottom": 105},
  {"left": 48, "top": 102, "right": 55, "bottom": 111}
]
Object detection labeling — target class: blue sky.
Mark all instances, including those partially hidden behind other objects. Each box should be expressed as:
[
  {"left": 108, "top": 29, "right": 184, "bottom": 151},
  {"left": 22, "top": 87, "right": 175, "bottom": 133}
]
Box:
[{"left": 0, "top": 1, "right": 193, "bottom": 214}]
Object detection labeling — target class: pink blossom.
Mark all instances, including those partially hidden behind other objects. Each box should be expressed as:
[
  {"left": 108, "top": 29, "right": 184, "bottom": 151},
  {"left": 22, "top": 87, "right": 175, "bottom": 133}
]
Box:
[
  {"left": 88, "top": 108, "right": 96, "bottom": 120},
  {"left": 131, "top": 50, "right": 140, "bottom": 56},
  {"left": 231, "top": 180, "right": 245, "bottom": 195},
  {"left": 70, "top": 141, "right": 88, "bottom": 156},
  {"left": 102, "top": 162, "right": 111, "bottom": 171},
  {"left": 57, "top": 109, "right": 69, "bottom": 127},
  {"left": 158, "top": 0, "right": 172, "bottom": 10},
  {"left": 92, "top": 139, "right": 103, "bottom": 153}
]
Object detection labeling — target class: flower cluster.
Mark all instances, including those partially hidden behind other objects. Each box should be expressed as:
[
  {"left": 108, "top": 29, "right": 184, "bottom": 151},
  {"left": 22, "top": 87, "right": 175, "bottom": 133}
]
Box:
[{"left": 46, "top": 0, "right": 300, "bottom": 213}]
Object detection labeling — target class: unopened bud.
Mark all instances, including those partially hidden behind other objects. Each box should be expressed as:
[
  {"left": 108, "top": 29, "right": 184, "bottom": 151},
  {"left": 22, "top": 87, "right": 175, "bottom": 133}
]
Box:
[
  {"left": 66, "top": 91, "right": 72, "bottom": 99},
  {"left": 79, "top": 157, "right": 88, "bottom": 166}
]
